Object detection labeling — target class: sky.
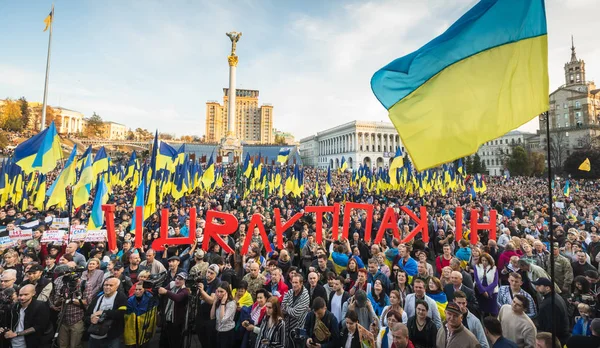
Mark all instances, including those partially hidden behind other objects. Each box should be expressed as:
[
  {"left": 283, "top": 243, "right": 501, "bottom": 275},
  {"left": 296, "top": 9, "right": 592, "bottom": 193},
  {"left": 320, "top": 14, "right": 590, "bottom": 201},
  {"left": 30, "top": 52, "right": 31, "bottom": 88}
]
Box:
[{"left": 1, "top": 0, "right": 599, "bottom": 140}]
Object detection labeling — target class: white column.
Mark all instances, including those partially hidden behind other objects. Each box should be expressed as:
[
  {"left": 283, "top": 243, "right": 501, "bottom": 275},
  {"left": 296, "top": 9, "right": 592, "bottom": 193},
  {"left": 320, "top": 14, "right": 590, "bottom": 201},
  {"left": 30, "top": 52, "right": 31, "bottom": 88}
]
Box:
[{"left": 227, "top": 64, "right": 237, "bottom": 136}]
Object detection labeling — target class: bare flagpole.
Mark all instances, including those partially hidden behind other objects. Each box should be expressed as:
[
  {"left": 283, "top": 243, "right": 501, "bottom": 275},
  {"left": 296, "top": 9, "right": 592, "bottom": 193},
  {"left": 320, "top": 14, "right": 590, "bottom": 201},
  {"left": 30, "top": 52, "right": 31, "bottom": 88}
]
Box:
[
  {"left": 40, "top": 4, "right": 54, "bottom": 131},
  {"left": 543, "top": 111, "right": 557, "bottom": 347}
]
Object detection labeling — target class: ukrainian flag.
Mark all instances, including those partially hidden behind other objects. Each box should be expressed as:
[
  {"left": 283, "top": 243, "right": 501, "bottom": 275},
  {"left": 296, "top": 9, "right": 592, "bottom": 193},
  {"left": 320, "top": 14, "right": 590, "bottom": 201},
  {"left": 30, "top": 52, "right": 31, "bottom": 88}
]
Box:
[
  {"left": 73, "top": 153, "right": 94, "bottom": 207},
  {"left": 277, "top": 148, "right": 290, "bottom": 164},
  {"left": 325, "top": 166, "right": 332, "bottom": 196},
  {"left": 564, "top": 180, "right": 570, "bottom": 197},
  {"left": 202, "top": 156, "right": 215, "bottom": 189},
  {"left": 242, "top": 153, "right": 252, "bottom": 178},
  {"left": 13, "top": 121, "right": 62, "bottom": 174},
  {"left": 93, "top": 146, "right": 109, "bottom": 175},
  {"left": 46, "top": 145, "right": 77, "bottom": 208},
  {"left": 130, "top": 177, "right": 146, "bottom": 232},
  {"left": 371, "top": 0, "right": 548, "bottom": 171},
  {"left": 340, "top": 156, "right": 348, "bottom": 172},
  {"left": 88, "top": 177, "right": 109, "bottom": 230}
]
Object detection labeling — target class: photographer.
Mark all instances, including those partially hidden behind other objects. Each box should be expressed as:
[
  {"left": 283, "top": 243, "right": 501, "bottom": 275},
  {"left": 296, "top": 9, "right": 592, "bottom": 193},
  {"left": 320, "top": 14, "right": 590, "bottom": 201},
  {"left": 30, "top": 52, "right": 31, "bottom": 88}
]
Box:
[
  {"left": 84, "top": 277, "right": 127, "bottom": 348},
  {"left": 158, "top": 272, "right": 189, "bottom": 348},
  {"left": 4, "top": 284, "right": 52, "bottom": 348},
  {"left": 196, "top": 264, "right": 221, "bottom": 348},
  {"left": 51, "top": 263, "right": 87, "bottom": 348}
]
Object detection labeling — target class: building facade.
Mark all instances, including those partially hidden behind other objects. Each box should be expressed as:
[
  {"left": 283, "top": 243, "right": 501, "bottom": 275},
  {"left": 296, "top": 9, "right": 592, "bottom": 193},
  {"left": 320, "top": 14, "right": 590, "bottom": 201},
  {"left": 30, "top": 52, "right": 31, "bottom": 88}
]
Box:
[
  {"left": 538, "top": 38, "right": 600, "bottom": 164},
  {"left": 274, "top": 129, "right": 297, "bottom": 145},
  {"left": 299, "top": 121, "right": 403, "bottom": 170},
  {"left": 205, "top": 89, "right": 274, "bottom": 144},
  {"left": 54, "top": 107, "right": 84, "bottom": 134},
  {"left": 102, "top": 121, "right": 127, "bottom": 140},
  {"left": 476, "top": 130, "right": 537, "bottom": 176}
]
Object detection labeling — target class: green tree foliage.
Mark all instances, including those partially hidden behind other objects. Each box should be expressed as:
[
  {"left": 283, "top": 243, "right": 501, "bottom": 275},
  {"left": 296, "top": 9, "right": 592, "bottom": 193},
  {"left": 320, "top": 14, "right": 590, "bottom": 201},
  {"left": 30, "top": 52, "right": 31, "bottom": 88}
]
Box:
[
  {"left": 18, "top": 97, "right": 30, "bottom": 129},
  {"left": 472, "top": 153, "right": 483, "bottom": 173},
  {"left": 85, "top": 112, "right": 104, "bottom": 138},
  {"left": 466, "top": 156, "right": 474, "bottom": 174},
  {"left": 564, "top": 149, "right": 600, "bottom": 179},
  {"left": 528, "top": 152, "right": 545, "bottom": 177},
  {"left": 0, "top": 99, "right": 23, "bottom": 131},
  {"left": 274, "top": 135, "right": 287, "bottom": 145},
  {"left": 507, "top": 146, "right": 529, "bottom": 176}
]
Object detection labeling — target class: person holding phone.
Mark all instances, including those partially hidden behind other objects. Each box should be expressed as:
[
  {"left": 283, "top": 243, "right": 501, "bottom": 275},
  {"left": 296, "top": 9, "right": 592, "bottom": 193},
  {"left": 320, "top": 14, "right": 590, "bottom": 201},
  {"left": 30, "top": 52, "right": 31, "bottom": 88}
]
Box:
[
  {"left": 303, "top": 297, "right": 339, "bottom": 348},
  {"left": 243, "top": 296, "right": 286, "bottom": 348},
  {"left": 211, "top": 281, "right": 237, "bottom": 348}
]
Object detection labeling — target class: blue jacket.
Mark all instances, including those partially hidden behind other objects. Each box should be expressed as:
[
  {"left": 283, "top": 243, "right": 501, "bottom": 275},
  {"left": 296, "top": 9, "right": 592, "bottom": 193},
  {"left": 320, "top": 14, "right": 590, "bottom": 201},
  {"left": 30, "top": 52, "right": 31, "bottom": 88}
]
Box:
[
  {"left": 397, "top": 256, "right": 418, "bottom": 276},
  {"left": 572, "top": 316, "right": 593, "bottom": 336}
]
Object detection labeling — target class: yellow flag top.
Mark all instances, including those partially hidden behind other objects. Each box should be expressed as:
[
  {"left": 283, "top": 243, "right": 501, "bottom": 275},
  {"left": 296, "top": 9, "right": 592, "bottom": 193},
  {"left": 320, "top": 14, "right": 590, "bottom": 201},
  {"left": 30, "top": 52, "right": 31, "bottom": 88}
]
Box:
[
  {"left": 43, "top": 8, "right": 53, "bottom": 32},
  {"left": 579, "top": 158, "right": 591, "bottom": 172}
]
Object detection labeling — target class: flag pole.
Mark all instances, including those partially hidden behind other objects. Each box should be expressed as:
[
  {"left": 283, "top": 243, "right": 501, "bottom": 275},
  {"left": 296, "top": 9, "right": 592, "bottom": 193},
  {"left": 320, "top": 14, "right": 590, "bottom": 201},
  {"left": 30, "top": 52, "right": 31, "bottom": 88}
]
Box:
[
  {"left": 543, "top": 110, "right": 557, "bottom": 346},
  {"left": 40, "top": 4, "right": 54, "bottom": 131}
]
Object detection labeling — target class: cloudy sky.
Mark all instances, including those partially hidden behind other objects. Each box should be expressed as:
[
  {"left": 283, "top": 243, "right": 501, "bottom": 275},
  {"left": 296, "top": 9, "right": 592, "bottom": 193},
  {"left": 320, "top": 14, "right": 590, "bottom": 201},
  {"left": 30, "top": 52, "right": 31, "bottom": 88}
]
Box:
[{"left": 1, "top": 0, "right": 598, "bottom": 139}]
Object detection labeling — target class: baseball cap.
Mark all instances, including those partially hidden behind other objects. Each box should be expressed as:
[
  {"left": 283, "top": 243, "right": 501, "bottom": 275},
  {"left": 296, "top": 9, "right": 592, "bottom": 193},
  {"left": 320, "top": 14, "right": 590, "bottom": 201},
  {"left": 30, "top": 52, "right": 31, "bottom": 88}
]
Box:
[
  {"left": 26, "top": 264, "right": 44, "bottom": 273},
  {"left": 207, "top": 264, "right": 220, "bottom": 275},
  {"left": 531, "top": 277, "right": 552, "bottom": 287},
  {"left": 445, "top": 302, "right": 462, "bottom": 316},
  {"left": 194, "top": 249, "right": 205, "bottom": 259},
  {"left": 176, "top": 272, "right": 188, "bottom": 280},
  {"left": 113, "top": 262, "right": 124, "bottom": 270}
]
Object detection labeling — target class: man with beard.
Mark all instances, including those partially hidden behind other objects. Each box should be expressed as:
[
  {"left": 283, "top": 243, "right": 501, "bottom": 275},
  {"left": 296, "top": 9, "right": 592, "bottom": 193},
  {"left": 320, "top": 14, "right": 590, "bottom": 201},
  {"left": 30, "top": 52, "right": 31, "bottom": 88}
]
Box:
[
  {"left": 158, "top": 273, "right": 189, "bottom": 348},
  {"left": 196, "top": 264, "right": 221, "bottom": 348}
]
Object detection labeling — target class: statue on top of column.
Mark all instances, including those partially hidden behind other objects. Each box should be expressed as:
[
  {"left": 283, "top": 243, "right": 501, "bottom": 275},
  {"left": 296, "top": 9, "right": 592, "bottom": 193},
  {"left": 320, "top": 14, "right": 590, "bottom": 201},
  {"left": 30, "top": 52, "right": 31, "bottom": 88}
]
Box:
[{"left": 226, "top": 31, "right": 242, "bottom": 56}]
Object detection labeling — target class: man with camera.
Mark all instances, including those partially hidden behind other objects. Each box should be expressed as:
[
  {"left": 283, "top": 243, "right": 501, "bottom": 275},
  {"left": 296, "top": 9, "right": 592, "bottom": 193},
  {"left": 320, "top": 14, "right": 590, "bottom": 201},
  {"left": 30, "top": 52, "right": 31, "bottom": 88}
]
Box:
[
  {"left": 158, "top": 272, "right": 189, "bottom": 348},
  {"left": 302, "top": 297, "right": 339, "bottom": 348},
  {"left": 3, "top": 284, "right": 52, "bottom": 348},
  {"left": 84, "top": 277, "right": 127, "bottom": 348}
]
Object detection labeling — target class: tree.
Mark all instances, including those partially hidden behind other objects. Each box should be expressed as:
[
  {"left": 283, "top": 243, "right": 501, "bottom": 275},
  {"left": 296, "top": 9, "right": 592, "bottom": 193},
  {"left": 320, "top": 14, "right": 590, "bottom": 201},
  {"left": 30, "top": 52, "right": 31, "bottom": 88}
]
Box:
[
  {"left": 0, "top": 131, "right": 8, "bottom": 149},
  {"left": 547, "top": 132, "right": 568, "bottom": 173},
  {"left": 528, "top": 152, "right": 545, "bottom": 176},
  {"left": 31, "top": 105, "right": 61, "bottom": 130},
  {"left": 0, "top": 99, "right": 23, "bottom": 131},
  {"left": 480, "top": 158, "right": 487, "bottom": 174},
  {"left": 18, "top": 97, "right": 30, "bottom": 129},
  {"left": 472, "top": 153, "right": 483, "bottom": 173},
  {"left": 466, "top": 156, "right": 474, "bottom": 174},
  {"left": 159, "top": 133, "right": 174, "bottom": 140},
  {"left": 507, "top": 146, "right": 529, "bottom": 176},
  {"left": 84, "top": 112, "right": 104, "bottom": 138},
  {"left": 126, "top": 130, "right": 135, "bottom": 140},
  {"left": 563, "top": 149, "right": 600, "bottom": 179}
]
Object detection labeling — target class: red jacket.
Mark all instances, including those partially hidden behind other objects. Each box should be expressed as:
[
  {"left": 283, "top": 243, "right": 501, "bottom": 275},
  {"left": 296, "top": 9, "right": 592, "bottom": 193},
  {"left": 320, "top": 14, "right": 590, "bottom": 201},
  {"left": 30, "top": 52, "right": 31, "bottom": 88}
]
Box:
[{"left": 264, "top": 279, "right": 289, "bottom": 302}]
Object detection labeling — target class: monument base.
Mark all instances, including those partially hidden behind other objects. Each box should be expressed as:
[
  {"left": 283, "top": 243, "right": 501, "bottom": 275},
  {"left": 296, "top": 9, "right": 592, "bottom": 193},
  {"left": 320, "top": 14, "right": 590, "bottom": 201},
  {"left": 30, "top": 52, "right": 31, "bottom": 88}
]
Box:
[{"left": 219, "top": 135, "right": 243, "bottom": 163}]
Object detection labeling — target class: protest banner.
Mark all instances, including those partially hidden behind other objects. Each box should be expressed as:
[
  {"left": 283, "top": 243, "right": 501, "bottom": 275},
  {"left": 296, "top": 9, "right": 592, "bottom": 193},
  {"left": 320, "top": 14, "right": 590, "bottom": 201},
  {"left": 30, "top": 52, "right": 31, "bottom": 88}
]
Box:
[
  {"left": 51, "top": 218, "right": 70, "bottom": 230},
  {"left": 0, "top": 236, "right": 16, "bottom": 248},
  {"left": 85, "top": 230, "right": 107, "bottom": 242},
  {"left": 9, "top": 228, "right": 33, "bottom": 241},
  {"left": 70, "top": 225, "right": 87, "bottom": 242},
  {"left": 41, "top": 230, "right": 65, "bottom": 243}
]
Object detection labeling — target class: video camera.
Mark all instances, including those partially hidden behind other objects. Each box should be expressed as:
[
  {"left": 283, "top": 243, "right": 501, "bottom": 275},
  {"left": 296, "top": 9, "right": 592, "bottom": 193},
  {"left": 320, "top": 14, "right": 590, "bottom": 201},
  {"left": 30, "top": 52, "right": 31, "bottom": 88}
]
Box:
[
  {"left": 185, "top": 274, "right": 205, "bottom": 292},
  {"left": 53, "top": 266, "right": 86, "bottom": 290},
  {"left": 142, "top": 271, "right": 167, "bottom": 291}
]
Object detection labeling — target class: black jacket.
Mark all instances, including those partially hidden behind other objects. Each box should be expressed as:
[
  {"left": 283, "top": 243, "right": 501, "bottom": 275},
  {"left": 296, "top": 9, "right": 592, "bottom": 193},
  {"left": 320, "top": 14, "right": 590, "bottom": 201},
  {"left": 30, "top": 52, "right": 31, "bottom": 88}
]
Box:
[
  {"left": 10, "top": 300, "right": 52, "bottom": 348},
  {"left": 306, "top": 283, "right": 328, "bottom": 307},
  {"left": 327, "top": 290, "right": 350, "bottom": 313},
  {"left": 406, "top": 315, "right": 438, "bottom": 348},
  {"left": 303, "top": 310, "right": 340, "bottom": 348},
  {"left": 84, "top": 291, "right": 128, "bottom": 340},
  {"left": 443, "top": 284, "right": 480, "bottom": 316},
  {"left": 537, "top": 293, "right": 570, "bottom": 342}
]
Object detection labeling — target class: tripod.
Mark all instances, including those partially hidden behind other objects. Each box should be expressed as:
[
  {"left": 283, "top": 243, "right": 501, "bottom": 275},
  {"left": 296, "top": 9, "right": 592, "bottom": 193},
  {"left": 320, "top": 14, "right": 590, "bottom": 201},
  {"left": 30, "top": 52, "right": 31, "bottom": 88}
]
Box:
[{"left": 182, "top": 286, "right": 200, "bottom": 348}]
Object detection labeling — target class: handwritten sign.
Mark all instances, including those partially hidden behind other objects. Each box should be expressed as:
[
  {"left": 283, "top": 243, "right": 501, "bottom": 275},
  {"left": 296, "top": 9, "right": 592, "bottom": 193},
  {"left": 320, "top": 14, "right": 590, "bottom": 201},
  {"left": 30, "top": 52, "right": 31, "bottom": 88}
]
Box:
[
  {"left": 85, "top": 230, "right": 107, "bottom": 242},
  {"left": 51, "top": 218, "right": 70, "bottom": 230},
  {"left": 41, "top": 230, "right": 65, "bottom": 243},
  {"left": 9, "top": 228, "right": 33, "bottom": 241},
  {"left": 70, "top": 225, "right": 87, "bottom": 242},
  {"left": 0, "top": 236, "right": 16, "bottom": 248}
]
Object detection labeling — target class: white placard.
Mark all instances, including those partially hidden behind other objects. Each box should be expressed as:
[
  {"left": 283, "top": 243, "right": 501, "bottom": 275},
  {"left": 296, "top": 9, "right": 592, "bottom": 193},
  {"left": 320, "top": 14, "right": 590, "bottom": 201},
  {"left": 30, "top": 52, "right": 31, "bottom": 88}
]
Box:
[
  {"left": 20, "top": 221, "right": 39, "bottom": 229},
  {"left": 51, "top": 218, "right": 70, "bottom": 230},
  {"left": 70, "top": 225, "right": 87, "bottom": 242},
  {"left": 0, "top": 236, "right": 15, "bottom": 248},
  {"left": 9, "top": 228, "right": 33, "bottom": 241},
  {"left": 85, "top": 230, "right": 107, "bottom": 242},
  {"left": 41, "top": 230, "right": 65, "bottom": 243}
]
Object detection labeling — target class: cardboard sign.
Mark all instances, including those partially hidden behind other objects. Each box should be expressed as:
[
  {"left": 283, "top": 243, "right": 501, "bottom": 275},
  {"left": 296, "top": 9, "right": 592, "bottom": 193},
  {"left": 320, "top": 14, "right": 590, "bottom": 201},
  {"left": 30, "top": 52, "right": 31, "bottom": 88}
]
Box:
[
  {"left": 85, "top": 230, "right": 107, "bottom": 242},
  {"left": 51, "top": 218, "right": 70, "bottom": 230},
  {"left": 0, "top": 236, "right": 16, "bottom": 248},
  {"left": 70, "top": 225, "right": 87, "bottom": 242},
  {"left": 9, "top": 228, "right": 33, "bottom": 241},
  {"left": 41, "top": 230, "right": 65, "bottom": 243}
]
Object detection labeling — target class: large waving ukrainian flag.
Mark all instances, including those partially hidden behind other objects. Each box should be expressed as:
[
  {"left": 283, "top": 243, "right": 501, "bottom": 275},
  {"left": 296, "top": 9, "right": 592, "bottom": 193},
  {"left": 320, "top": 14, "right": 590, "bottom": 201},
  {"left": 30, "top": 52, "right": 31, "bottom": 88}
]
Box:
[
  {"left": 13, "top": 121, "right": 62, "bottom": 174},
  {"left": 371, "top": 0, "right": 548, "bottom": 171}
]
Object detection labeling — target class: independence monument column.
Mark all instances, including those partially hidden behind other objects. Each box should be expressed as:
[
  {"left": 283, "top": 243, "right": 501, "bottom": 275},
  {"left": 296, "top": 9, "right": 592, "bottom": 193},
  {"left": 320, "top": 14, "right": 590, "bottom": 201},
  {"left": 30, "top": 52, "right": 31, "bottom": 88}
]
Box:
[
  {"left": 219, "top": 31, "right": 243, "bottom": 162},
  {"left": 226, "top": 31, "right": 241, "bottom": 136}
]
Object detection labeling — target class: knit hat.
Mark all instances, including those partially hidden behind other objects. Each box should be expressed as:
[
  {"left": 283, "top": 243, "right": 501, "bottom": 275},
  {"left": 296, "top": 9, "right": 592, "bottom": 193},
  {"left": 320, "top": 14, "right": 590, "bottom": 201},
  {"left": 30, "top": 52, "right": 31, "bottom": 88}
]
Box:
[
  {"left": 445, "top": 303, "right": 462, "bottom": 316},
  {"left": 208, "top": 264, "right": 220, "bottom": 275}
]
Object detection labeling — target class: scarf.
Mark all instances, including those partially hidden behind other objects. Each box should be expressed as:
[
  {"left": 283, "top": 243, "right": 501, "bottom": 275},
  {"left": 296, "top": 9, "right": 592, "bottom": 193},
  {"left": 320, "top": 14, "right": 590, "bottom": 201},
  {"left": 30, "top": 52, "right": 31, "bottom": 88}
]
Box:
[{"left": 165, "top": 285, "right": 183, "bottom": 322}]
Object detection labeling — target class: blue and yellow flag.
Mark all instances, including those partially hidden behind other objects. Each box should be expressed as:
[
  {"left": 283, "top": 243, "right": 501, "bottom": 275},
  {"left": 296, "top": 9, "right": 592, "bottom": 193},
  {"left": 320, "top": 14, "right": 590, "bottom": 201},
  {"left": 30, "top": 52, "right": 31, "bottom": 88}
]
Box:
[
  {"left": 88, "top": 177, "right": 109, "bottom": 230},
  {"left": 43, "top": 8, "right": 53, "bottom": 32},
  {"left": 93, "top": 146, "right": 109, "bottom": 175},
  {"left": 242, "top": 153, "right": 252, "bottom": 178},
  {"left": 13, "top": 121, "right": 62, "bottom": 174},
  {"left": 340, "top": 156, "right": 348, "bottom": 172},
  {"left": 277, "top": 148, "right": 290, "bottom": 164},
  {"left": 46, "top": 145, "right": 78, "bottom": 209},
  {"left": 131, "top": 177, "right": 146, "bottom": 232},
  {"left": 564, "top": 180, "right": 570, "bottom": 197},
  {"left": 371, "top": 0, "right": 548, "bottom": 171},
  {"left": 73, "top": 153, "right": 94, "bottom": 207},
  {"left": 325, "top": 166, "right": 332, "bottom": 196}
]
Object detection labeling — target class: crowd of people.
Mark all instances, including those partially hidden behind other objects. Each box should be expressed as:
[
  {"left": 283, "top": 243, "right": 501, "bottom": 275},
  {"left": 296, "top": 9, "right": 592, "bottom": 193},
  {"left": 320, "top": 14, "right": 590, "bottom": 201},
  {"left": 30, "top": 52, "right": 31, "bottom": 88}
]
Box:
[{"left": 1, "top": 163, "right": 600, "bottom": 348}]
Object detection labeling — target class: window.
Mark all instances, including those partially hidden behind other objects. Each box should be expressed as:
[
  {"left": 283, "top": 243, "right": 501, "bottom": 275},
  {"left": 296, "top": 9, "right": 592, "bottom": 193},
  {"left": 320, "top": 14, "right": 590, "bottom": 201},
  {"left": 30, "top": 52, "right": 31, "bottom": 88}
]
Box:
[
  {"left": 564, "top": 103, "right": 568, "bottom": 109},
  {"left": 575, "top": 101, "right": 581, "bottom": 109},
  {"left": 565, "top": 113, "right": 568, "bottom": 120}
]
